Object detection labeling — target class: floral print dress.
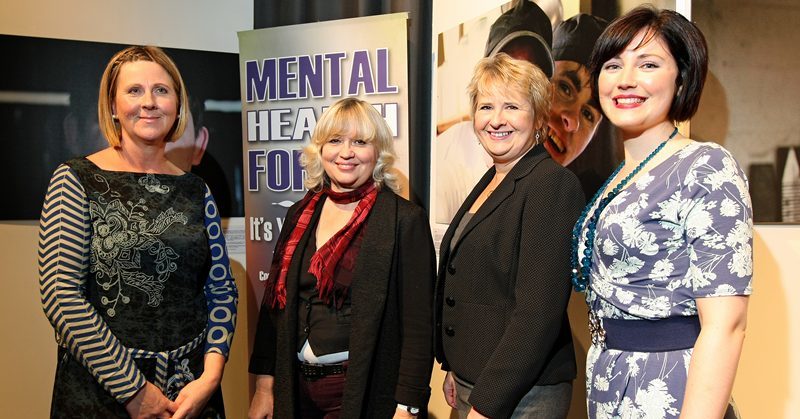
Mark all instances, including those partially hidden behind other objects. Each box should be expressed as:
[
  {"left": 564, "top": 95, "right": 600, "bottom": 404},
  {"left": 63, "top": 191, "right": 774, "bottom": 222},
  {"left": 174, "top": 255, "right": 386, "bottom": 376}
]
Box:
[{"left": 578, "top": 142, "right": 753, "bottom": 418}]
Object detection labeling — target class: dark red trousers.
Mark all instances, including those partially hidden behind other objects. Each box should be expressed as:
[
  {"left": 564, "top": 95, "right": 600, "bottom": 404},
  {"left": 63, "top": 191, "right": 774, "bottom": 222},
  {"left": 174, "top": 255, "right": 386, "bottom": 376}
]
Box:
[{"left": 297, "top": 370, "right": 347, "bottom": 419}]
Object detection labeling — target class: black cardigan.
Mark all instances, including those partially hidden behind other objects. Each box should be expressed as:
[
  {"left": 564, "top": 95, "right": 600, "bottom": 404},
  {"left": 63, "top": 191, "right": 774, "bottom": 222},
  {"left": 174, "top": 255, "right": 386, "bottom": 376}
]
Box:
[
  {"left": 435, "top": 145, "right": 585, "bottom": 418},
  {"left": 250, "top": 188, "right": 436, "bottom": 418}
]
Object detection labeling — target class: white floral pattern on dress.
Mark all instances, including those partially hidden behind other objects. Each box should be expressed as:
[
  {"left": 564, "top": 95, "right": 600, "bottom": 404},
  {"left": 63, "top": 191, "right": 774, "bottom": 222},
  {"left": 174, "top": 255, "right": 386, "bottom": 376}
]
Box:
[
  {"left": 578, "top": 143, "right": 753, "bottom": 417},
  {"left": 89, "top": 174, "right": 188, "bottom": 316}
]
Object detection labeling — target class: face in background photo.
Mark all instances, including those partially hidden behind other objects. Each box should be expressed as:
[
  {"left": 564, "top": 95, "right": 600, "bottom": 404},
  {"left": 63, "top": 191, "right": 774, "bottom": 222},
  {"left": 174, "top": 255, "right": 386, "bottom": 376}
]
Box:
[
  {"left": 165, "top": 96, "right": 209, "bottom": 172},
  {"left": 486, "top": 0, "right": 555, "bottom": 79},
  {"left": 479, "top": 4, "right": 610, "bottom": 169},
  {"left": 544, "top": 13, "right": 609, "bottom": 166}
]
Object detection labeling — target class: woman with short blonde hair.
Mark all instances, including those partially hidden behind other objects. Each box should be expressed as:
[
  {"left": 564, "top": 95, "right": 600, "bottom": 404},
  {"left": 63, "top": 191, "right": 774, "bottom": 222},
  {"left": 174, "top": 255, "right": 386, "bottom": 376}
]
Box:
[
  {"left": 467, "top": 52, "right": 551, "bottom": 133},
  {"left": 250, "top": 97, "right": 435, "bottom": 419},
  {"left": 97, "top": 45, "right": 190, "bottom": 147},
  {"left": 436, "top": 52, "right": 584, "bottom": 418},
  {"left": 302, "top": 97, "right": 399, "bottom": 193}
]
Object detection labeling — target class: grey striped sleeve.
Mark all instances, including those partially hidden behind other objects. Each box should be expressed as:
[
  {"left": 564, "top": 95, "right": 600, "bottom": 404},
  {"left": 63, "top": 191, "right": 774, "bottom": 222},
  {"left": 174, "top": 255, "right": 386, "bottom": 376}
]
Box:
[{"left": 38, "top": 164, "right": 146, "bottom": 403}]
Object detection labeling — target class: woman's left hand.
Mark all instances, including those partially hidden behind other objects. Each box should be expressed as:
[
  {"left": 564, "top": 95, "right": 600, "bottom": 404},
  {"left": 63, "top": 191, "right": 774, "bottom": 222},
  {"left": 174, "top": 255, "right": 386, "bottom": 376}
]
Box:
[
  {"left": 172, "top": 353, "right": 225, "bottom": 419},
  {"left": 467, "top": 408, "right": 489, "bottom": 419},
  {"left": 170, "top": 374, "right": 218, "bottom": 419}
]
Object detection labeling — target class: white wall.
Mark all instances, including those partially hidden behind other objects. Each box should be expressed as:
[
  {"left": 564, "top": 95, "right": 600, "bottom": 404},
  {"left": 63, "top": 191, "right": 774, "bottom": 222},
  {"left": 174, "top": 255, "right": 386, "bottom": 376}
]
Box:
[
  {"left": 690, "top": 3, "right": 800, "bottom": 415},
  {"left": 0, "top": 0, "right": 251, "bottom": 52},
  {"left": 735, "top": 225, "right": 800, "bottom": 417},
  {"left": 693, "top": 0, "right": 800, "bottom": 175}
]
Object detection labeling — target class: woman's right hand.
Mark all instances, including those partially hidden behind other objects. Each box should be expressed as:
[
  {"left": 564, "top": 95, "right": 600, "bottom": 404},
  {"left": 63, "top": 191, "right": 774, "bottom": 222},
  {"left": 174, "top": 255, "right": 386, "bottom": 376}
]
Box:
[
  {"left": 124, "top": 381, "right": 177, "bottom": 419},
  {"left": 443, "top": 371, "right": 458, "bottom": 409},
  {"left": 248, "top": 375, "right": 275, "bottom": 419}
]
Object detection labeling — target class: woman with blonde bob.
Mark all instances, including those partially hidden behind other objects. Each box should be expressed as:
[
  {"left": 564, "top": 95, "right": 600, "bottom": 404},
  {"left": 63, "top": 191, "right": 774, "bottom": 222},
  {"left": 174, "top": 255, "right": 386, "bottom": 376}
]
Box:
[
  {"left": 38, "top": 45, "right": 238, "bottom": 418},
  {"left": 97, "top": 46, "right": 190, "bottom": 148},
  {"left": 435, "top": 53, "right": 585, "bottom": 418},
  {"left": 249, "top": 98, "right": 436, "bottom": 418}
]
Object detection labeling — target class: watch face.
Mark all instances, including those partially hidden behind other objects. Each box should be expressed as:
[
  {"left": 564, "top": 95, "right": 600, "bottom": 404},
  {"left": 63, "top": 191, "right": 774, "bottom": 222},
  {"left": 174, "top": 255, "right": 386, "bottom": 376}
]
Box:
[{"left": 408, "top": 407, "right": 420, "bottom": 414}]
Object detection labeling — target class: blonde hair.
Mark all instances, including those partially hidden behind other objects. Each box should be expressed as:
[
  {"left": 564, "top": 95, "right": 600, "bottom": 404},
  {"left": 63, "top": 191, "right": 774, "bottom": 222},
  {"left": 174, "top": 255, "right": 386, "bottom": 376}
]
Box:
[
  {"left": 467, "top": 52, "right": 552, "bottom": 132},
  {"left": 302, "top": 98, "right": 399, "bottom": 193},
  {"left": 97, "top": 45, "right": 189, "bottom": 147}
]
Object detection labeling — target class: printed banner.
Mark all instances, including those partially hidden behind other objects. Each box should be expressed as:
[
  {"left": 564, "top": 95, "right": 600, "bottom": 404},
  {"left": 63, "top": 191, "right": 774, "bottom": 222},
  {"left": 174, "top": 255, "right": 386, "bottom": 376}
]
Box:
[{"left": 238, "top": 13, "right": 410, "bottom": 306}]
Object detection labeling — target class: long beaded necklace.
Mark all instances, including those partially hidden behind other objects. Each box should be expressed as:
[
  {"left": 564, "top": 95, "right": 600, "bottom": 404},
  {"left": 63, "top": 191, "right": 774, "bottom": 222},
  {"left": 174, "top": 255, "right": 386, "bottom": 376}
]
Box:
[{"left": 571, "top": 127, "right": 679, "bottom": 292}]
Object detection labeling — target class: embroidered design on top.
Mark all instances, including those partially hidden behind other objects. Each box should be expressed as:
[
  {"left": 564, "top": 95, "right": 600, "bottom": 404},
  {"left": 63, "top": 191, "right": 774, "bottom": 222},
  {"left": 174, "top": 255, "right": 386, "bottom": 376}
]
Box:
[
  {"left": 89, "top": 173, "right": 187, "bottom": 316},
  {"left": 140, "top": 174, "right": 171, "bottom": 194}
]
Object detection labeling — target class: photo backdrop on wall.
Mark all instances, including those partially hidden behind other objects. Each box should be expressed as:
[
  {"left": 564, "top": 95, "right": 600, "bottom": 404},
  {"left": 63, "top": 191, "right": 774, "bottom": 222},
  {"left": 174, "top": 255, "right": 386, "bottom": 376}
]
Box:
[
  {"left": 430, "top": 0, "right": 799, "bottom": 226},
  {"left": 0, "top": 35, "right": 243, "bottom": 220},
  {"left": 430, "top": 0, "right": 623, "bottom": 230}
]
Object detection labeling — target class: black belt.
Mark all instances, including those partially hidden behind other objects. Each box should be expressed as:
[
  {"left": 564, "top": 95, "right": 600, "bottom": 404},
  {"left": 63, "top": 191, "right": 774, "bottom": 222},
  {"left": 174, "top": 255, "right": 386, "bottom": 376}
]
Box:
[
  {"left": 602, "top": 315, "right": 701, "bottom": 352},
  {"left": 297, "top": 361, "right": 348, "bottom": 380}
]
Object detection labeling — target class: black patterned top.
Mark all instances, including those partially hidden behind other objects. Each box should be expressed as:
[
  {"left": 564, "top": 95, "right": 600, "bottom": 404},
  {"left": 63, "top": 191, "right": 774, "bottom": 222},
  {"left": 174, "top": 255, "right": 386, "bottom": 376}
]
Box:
[{"left": 39, "top": 157, "right": 238, "bottom": 406}]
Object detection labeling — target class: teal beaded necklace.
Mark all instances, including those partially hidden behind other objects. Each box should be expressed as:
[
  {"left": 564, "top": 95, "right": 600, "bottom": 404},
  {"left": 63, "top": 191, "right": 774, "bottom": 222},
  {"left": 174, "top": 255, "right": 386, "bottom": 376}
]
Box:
[{"left": 571, "top": 127, "right": 679, "bottom": 292}]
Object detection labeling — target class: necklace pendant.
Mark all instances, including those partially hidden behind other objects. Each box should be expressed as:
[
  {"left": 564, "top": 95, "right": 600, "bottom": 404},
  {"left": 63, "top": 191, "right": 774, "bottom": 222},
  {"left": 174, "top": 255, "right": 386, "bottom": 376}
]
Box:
[{"left": 588, "top": 309, "right": 606, "bottom": 350}]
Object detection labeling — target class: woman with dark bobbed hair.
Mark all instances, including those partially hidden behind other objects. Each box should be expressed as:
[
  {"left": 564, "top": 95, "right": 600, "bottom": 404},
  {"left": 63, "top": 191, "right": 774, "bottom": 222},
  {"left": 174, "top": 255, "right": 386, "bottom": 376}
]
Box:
[{"left": 572, "top": 6, "right": 752, "bottom": 418}]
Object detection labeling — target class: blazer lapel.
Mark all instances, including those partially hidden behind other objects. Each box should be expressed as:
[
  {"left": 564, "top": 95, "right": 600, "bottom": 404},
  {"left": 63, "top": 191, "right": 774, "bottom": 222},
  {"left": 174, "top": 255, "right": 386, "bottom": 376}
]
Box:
[
  {"left": 285, "top": 202, "right": 325, "bottom": 318},
  {"left": 274, "top": 199, "right": 324, "bottom": 416},
  {"left": 341, "top": 189, "right": 397, "bottom": 415},
  {"left": 440, "top": 167, "right": 495, "bottom": 262},
  {"left": 451, "top": 145, "right": 548, "bottom": 255}
]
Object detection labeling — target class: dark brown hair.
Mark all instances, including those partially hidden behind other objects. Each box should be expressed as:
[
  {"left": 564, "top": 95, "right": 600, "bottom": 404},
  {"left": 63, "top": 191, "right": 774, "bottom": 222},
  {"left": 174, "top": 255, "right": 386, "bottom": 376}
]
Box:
[{"left": 588, "top": 5, "right": 708, "bottom": 122}]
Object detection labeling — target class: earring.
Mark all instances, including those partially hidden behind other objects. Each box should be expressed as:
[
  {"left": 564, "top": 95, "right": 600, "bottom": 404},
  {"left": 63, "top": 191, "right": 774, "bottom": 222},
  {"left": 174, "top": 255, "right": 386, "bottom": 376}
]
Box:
[{"left": 112, "top": 114, "right": 118, "bottom": 121}]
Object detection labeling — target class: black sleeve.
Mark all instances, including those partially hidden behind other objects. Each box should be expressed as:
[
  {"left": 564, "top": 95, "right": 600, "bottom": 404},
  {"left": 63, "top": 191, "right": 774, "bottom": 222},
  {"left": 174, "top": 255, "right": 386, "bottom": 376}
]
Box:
[
  {"left": 394, "top": 204, "right": 437, "bottom": 408},
  {"left": 248, "top": 202, "right": 300, "bottom": 375},
  {"left": 249, "top": 303, "right": 278, "bottom": 375}
]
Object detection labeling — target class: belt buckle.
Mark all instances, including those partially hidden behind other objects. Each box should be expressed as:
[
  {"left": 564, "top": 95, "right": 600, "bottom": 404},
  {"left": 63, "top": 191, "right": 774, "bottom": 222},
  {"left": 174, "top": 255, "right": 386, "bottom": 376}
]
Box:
[
  {"left": 299, "top": 362, "right": 345, "bottom": 381},
  {"left": 588, "top": 309, "right": 606, "bottom": 350},
  {"left": 299, "top": 362, "right": 319, "bottom": 380}
]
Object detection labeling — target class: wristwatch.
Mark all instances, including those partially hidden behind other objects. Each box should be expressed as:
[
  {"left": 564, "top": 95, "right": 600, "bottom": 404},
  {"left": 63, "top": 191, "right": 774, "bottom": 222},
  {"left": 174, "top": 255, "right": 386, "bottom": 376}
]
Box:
[{"left": 397, "top": 403, "right": 420, "bottom": 416}]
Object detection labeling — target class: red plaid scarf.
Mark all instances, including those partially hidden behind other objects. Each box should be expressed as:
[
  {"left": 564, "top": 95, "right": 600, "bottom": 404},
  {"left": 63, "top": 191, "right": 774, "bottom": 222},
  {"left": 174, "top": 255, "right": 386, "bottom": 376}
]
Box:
[{"left": 265, "top": 182, "right": 378, "bottom": 309}]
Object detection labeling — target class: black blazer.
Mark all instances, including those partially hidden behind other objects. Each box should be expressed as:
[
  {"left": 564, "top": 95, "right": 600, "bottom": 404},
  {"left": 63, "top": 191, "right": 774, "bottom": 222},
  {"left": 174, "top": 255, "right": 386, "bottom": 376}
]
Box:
[
  {"left": 435, "top": 145, "right": 585, "bottom": 418},
  {"left": 250, "top": 188, "right": 436, "bottom": 418}
]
